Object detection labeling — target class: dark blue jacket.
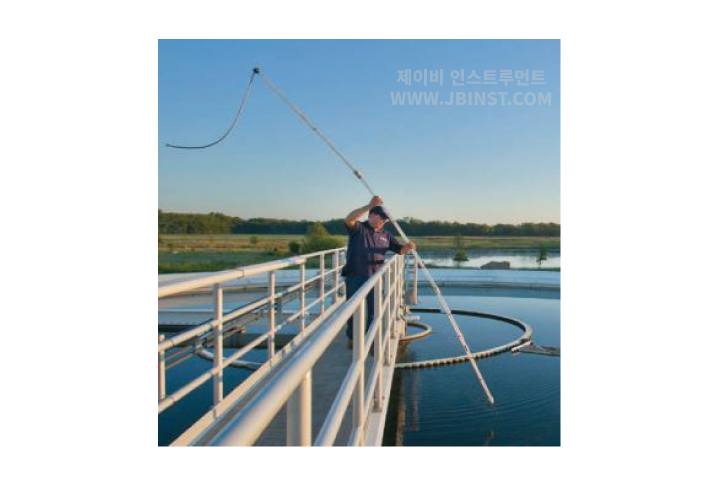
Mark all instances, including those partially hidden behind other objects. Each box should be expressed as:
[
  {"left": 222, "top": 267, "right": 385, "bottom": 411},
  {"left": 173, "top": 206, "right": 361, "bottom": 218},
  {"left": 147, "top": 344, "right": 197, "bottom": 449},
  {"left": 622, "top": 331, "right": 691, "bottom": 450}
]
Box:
[{"left": 342, "top": 220, "right": 404, "bottom": 278}]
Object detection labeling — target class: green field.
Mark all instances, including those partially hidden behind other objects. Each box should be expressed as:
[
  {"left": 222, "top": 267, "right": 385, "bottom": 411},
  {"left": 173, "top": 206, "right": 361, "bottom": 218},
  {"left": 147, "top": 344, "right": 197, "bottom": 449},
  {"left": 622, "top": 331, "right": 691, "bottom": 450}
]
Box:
[
  {"left": 159, "top": 234, "right": 321, "bottom": 273},
  {"left": 158, "top": 234, "right": 560, "bottom": 273},
  {"left": 412, "top": 235, "right": 559, "bottom": 251},
  {"left": 159, "top": 234, "right": 559, "bottom": 252}
]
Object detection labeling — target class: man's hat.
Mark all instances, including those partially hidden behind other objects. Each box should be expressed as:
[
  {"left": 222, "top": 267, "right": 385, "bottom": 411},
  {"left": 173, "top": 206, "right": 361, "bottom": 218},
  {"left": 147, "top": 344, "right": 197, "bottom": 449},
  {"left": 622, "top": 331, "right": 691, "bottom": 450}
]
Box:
[{"left": 369, "top": 206, "right": 389, "bottom": 220}]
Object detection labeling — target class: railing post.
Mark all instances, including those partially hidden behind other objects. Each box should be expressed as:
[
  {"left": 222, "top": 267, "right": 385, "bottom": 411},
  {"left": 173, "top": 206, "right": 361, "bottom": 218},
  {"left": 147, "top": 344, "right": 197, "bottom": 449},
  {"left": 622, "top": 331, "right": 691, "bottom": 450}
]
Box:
[
  {"left": 403, "top": 254, "right": 409, "bottom": 298},
  {"left": 340, "top": 250, "right": 347, "bottom": 296},
  {"left": 384, "top": 269, "right": 391, "bottom": 366},
  {"left": 287, "top": 369, "right": 312, "bottom": 446},
  {"left": 300, "top": 262, "right": 306, "bottom": 332},
  {"left": 413, "top": 255, "right": 418, "bottom": 303},
  {"left": 398, "top": 255, "right": 404, "bottom": 325},
  {"left": 397, "top": 256, "right": 402, "bottom": 340},
  {"left": 158, "top": 248, "right": 355, "bottom": 430},
  {"left": 158, "top": 334, "right": 166, "bottom": 401},
  {"left": 332, "top": 251, "right": 339, "bottom": 303},
  {"left": 268, "top": 271, "right": 276, "bottom": 359},
  {"left": 373, "top": 277, "right": 383, "bottom": 411},
  {"left": 320, "top": 253, "right": 326, "bottom": 316},
  {"left": 388, "top": 259, "right": 397, "bottom": 338},
  {"left": 342, "top": 250, "right": 347, "bottom": 295},
  {"left": 213, "top": 283, "right": 224, "bottom": 404},
  {"left": 352, "top": 300, "right": 366, "bottom": 445}
]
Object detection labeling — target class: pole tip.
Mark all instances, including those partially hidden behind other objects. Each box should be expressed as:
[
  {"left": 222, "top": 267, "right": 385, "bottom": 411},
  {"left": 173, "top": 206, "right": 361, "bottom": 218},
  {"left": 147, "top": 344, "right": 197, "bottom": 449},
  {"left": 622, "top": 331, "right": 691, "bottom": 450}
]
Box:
[{"left": 252, "top": 66, "right": 261, "bottom": 74}]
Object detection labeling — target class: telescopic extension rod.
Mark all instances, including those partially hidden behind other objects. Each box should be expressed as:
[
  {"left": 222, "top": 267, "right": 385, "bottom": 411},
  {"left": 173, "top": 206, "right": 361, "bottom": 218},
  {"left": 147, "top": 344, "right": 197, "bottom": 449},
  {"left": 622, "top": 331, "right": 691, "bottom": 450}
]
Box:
[
  {"left": 166, "top": 67, "right": 495, "bottom": 404},
  {"left": 257, "top": 69, "right": 494, "bottom": 404}
]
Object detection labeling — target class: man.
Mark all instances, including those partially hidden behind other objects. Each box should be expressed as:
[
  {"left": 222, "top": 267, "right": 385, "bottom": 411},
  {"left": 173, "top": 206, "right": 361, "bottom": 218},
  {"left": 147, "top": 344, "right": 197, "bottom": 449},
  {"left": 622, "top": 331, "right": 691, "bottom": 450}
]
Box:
[{"left": 342, "top": 196, "right": 416, "bottom": 346}]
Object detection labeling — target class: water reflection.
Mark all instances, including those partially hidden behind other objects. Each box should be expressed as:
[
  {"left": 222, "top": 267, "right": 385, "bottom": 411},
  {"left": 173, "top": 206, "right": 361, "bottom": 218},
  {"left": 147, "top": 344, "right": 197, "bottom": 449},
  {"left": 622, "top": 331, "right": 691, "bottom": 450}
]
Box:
[
  {"left": 484, "top": 430, "right": 495, "bottom": 446},
  {"left": 422, "top": 250, "right": 560, "bottom": 269}
]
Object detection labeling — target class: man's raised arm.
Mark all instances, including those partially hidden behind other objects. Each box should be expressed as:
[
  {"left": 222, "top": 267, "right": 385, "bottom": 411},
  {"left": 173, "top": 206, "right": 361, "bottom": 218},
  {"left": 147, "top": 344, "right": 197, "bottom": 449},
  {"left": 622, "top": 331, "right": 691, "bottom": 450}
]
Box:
[{"left": 345, "top": 195, "right": 384, "bottom": 228}]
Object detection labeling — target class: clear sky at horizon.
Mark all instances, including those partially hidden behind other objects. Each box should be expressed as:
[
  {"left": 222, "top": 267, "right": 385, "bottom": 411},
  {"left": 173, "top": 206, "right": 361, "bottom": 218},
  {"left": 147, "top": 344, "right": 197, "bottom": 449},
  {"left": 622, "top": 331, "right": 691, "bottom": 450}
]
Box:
[{"left": 159, "top": 39, "right": 560, "bottom": 224}]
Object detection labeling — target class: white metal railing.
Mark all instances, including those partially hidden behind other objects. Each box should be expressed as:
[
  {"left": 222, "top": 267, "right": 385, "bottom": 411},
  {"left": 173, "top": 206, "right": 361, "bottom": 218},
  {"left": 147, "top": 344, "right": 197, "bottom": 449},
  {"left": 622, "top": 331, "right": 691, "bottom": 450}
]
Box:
[
  {"left": 158, "top": 247, "right": 347, "bottom": 419},
  {"left": 207, "top": 253, "right": 405, "bottom": 446}
]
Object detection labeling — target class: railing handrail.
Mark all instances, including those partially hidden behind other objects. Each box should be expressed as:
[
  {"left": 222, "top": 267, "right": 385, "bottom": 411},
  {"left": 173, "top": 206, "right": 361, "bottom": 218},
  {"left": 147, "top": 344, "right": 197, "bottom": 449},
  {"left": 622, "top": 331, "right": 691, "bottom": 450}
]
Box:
[
  {"left": 159, "top": 247, "right": 348, "bottom": 416},
  {"left": 159, "top": 246, "right": 405, "bottom": 446},
  {"left": 158, "top": 246, "right": 347, "bottom": 298},
  {"left": 207, "top": 256, "right": 398, "bottom": 446}
]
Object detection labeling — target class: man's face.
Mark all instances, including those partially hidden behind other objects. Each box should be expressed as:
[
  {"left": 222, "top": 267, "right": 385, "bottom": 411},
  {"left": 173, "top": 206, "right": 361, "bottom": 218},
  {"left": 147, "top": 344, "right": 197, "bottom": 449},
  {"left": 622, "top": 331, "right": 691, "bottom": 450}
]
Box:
[{"left": 368, "top": 213, "right": 387, "bottom": 230}]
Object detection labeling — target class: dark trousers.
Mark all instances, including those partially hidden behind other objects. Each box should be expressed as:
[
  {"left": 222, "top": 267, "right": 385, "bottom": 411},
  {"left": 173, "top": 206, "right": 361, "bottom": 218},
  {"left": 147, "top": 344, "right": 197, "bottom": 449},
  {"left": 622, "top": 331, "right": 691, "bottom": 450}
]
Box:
[{"left": 344, "top": 275, "right": 375, "bottom": 341}]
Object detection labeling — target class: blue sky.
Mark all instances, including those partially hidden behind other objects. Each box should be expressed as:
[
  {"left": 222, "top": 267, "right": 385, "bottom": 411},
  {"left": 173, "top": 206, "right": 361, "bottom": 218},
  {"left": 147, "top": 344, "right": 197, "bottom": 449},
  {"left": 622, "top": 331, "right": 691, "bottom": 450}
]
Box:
[{"left": 159, "top": 39, "right": 559, "bottom": 224}]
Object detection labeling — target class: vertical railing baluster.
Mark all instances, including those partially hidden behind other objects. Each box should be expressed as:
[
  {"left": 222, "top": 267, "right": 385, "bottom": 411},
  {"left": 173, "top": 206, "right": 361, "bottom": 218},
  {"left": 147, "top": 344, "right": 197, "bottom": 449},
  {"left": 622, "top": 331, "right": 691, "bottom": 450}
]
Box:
[
  {"left": 413, "top": 255, "right": 418, "bottom": 304},
  {"left": 320, "top": 253, "right": 325, "bottom": 316},
  {"left": 374, "top": 276, "right": 383, "bottom": 411},
  {"left": 213, "top": 284, "right": 224, "bottom": 404},
  {"left": 390, "top": 259, "right": 395, "bottom": 340},
  {"left": 268, "top": 271, "right": 276, "bottom": 359},
  {"left": 340, "top": 250, "right": 346, "bottom": 296},
  {"left": 394, "top": 258, "right": 400, "bottom": 336},
  {"left": 332, "top": 250, "right": 339, "bottom": 303},
  {"left": 287, "top": 369, "right": 312, "bottom": 446},
  {"left": 397, "top": 255, "right": 406, "bottom": 338},
  {"left": 300, "top": 262, "right": 306, "bottom": 332},
  {"left": 352, "top": 299, "right": 366, "bottom": 445},
  {"left": 158, "top": 334, "right": 166, "bottom": 401},
  {"left": 403, "top": 254, "right": 409, "bottom": 300},
  {"left": 384, "top": 268, "right": 391, "bottom": 366}
]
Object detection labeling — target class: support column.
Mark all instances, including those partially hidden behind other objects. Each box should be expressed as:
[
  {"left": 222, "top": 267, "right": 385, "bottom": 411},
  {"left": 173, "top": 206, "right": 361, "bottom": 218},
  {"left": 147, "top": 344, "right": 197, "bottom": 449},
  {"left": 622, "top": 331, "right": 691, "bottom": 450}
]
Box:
[{"left": 287, "top": 370, "right": 312, "bottom": 446}]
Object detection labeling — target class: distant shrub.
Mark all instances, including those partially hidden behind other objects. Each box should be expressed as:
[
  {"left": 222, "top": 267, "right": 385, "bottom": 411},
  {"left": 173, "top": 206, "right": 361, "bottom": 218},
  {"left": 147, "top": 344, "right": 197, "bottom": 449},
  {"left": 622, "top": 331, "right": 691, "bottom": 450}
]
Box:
[
  {"left": 453, "top": 250, "right": 468, "bottom": 262},
  {"left": 536, "top": 242, "right": 548, "bottom": 268},
  {"left": 303, "top": 222, "right": 342, "bottom": 253},
  {"left": 302, "top": 236, "right": 343, "bottom": 253},
  {"left": 288, "top": 241, "right": 301, "bottom": 254},
  {"left": 250, "top": 236, "right": 259, "bottom": 245}
]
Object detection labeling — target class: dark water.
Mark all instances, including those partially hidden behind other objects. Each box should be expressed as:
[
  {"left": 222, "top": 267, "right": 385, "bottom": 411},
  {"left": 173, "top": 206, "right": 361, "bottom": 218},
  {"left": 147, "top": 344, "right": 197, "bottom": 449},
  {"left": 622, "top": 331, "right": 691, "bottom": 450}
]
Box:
[
  {"left": 158, "top": 293, "right": 326, "bottom": 446},
  {"left": 159, "top": 288, "right": 559, "bottom": 446},
  {"left": 158, "top": 343, "right": 264, "bottom": 446},
  {"left": 383, "top": 290, "right": 560, "bottom": 446}
]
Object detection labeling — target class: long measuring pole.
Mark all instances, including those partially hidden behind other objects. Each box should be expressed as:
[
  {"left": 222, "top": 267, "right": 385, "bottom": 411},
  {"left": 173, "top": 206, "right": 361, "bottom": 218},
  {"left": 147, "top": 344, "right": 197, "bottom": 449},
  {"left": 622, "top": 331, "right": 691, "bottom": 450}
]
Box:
[{"left": 259, "top": 69, "right": 494, "bottom": 404}]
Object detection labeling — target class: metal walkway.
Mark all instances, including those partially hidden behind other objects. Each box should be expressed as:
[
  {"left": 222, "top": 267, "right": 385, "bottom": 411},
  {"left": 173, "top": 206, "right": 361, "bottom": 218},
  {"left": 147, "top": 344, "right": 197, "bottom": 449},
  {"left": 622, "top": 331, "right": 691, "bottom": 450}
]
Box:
[{"left": 158, "top": 247, "right": 407, "bottom": 446}]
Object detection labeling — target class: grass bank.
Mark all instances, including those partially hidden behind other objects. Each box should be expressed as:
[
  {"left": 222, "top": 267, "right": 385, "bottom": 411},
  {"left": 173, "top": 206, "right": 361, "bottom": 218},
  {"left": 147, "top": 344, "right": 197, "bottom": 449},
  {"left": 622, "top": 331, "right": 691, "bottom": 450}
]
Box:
[
  {"left": 159, "top": 254, "right": 561, "bottom": 274},
  {"left": 159, "top": 234, "right": 559, "bottom": 252},
  {"left": 158, "top": 250, "right": 338, "bottom": 274},
  {"left": 158, "top": 234, "right": 560, "bottom": 274}
]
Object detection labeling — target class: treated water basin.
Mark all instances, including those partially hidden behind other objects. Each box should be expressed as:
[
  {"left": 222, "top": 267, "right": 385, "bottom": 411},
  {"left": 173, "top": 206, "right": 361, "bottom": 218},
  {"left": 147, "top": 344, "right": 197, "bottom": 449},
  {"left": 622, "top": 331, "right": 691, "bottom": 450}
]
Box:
[
  {"left": 158, "top": 286, "right": 559, "bottom": 446},
  {"left": 384, "top": 287, "right": 560, "bottom": 446}
]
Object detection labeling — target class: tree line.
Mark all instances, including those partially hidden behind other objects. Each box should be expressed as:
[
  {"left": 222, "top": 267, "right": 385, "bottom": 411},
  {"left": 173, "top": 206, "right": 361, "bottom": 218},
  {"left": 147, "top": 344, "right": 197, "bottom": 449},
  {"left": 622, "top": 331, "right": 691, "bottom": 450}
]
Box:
[{"left": 158, "top": 210, "right": 560, "bottom": 237}]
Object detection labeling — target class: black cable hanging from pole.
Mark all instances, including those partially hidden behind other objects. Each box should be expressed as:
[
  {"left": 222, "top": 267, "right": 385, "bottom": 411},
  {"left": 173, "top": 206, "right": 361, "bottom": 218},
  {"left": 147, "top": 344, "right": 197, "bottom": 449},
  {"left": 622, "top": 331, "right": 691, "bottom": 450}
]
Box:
[
  {"left": 165, "top": 67, "right": 259, "bottom": 149},
  {"left": 161, "top": 65, "right": 494, "bottom": 403}
]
